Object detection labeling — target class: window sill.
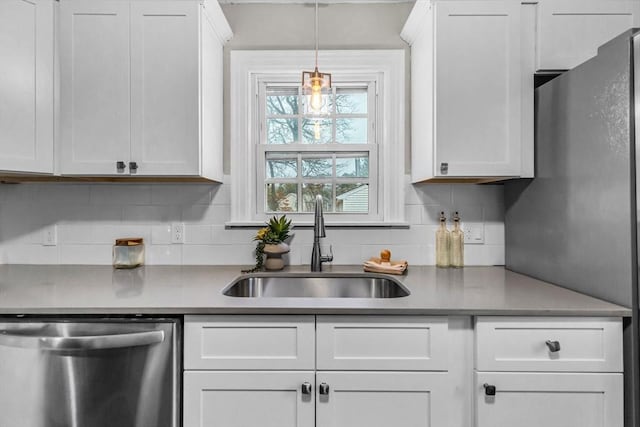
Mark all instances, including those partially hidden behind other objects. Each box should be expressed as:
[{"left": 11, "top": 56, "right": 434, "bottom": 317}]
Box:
[{"left": 225, "top": 221, "right": 410, "bottom": 229}]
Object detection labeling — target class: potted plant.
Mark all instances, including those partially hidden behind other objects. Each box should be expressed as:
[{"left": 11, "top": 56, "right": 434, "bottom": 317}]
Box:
[{"left": 244, "top": 215, "right": 293, "bottom": 272}]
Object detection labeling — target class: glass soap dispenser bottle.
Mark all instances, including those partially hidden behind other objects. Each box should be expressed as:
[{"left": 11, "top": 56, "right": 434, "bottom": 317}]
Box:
[
  {"left": 450, "top": 211, "right": 464, "bottom": 268},
  {"left": 435, "top": 211, "right": 451, "bottom": 267}
]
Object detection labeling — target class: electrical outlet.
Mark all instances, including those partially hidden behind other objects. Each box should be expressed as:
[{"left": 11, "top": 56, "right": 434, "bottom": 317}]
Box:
[
  {"left": 171, "top": 223, "right": 185, "bottom": 244},
  {"left": 43, "top": 225, "right": 57, "bottom": 246},
  {"left": 462, "top": 222, "right": 484, "bottom": 244}
]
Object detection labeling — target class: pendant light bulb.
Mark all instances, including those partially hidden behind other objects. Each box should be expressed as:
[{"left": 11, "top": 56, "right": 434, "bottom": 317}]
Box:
[{"left": 310, "top": 75, "right": 324, "bottom": 111}]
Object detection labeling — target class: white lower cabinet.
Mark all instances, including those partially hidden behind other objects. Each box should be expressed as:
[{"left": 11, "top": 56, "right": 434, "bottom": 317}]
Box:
[
  {"left": 183, "top": 315, "right": 623, "bottom": 427},
  {"left": 183, "top": 371, "right": 448, "bottom": 427},
  {"left": 316, "top": 372, "right": 448, "bottom": 427},
  {"left": 476, "top": 372, "right": 623, "bottom": 427},
  {"left": 183, "top": 371, "right": 315, "bottom": 427},
  {"left": 475, "top": 317, "right": 624, "bottom": 427}
]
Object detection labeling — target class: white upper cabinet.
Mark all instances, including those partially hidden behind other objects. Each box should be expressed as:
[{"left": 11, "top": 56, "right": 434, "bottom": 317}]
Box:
[
  {"left": 58, "top": 0, "right": 231, "bottom": 180},
  {"left": 59, "top": 0, "right": 131, "bottom": 176},
  {"left": 130, "top": 1, "right": 199, "bottom": 176},
  {"left": 402, "top": 1, "right": 528, "bottom": 182},
  {"left": 0, "top": 0, "right": 54, "bottom": 174},
  {"left": 537, "top": 0, "right": 639, "bottom": 70}
]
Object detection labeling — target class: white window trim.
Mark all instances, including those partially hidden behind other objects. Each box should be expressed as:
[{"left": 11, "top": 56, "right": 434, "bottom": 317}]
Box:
[{"left": 229, "top": 50, "right": 405, "bottom": 226}]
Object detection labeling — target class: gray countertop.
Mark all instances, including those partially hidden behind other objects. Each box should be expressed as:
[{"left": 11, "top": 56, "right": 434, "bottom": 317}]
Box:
[{"left": 0, "top": 265, "right": 630, "bottom": 316}]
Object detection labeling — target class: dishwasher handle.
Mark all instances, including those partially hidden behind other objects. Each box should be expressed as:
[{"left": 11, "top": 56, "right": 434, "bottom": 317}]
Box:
[{"left": 0, "top": 330, "right": 165, "bottom": 351}]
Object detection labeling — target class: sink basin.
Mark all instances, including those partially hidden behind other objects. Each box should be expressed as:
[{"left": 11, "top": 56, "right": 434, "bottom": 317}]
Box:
[{"left": 222, "top": 273, "right": 410, "bottom": 298}]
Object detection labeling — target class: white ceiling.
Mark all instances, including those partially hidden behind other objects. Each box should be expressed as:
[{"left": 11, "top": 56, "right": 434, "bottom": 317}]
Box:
[{"left": 218, "top": 0, "right": 413, "bottom": 4}]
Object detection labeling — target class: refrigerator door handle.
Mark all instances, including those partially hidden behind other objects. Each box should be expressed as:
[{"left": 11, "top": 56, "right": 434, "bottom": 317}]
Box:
[{"left": 0, "top": 330, "right": 165, "bottom": 351}]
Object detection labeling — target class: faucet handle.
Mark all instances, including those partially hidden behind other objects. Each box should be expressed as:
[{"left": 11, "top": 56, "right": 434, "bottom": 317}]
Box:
[{"left": 322, "top": 245, "right": 333, "bottom": 263}]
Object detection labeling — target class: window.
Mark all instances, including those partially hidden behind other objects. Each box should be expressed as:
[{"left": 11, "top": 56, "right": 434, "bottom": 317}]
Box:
[
  {"left": 259, "top": 83, "right": 377, "bottom": 217},
  {"left": 230, "top": 50, "right": 405, "bottom": 226}
]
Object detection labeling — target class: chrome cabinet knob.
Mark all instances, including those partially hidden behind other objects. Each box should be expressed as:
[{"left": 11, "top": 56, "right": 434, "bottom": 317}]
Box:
[
  {"left": 301, "top": 382, "right": 312, "bottom": 395},
  {"left": 129, "top": 161, "right": 138, "bottom": 172},
  {"left": 545, "top": 340, "right": 561, "bottom": 352},
  {"left": 319, "top": 383, "right": 330, "bottom": 395},
  {"left": 116, "top": 161, "right": 126, "bottom": 171}
]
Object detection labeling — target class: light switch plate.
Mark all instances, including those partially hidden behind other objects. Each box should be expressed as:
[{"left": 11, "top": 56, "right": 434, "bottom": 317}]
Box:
[{"left": 462, "top": 222, "right": 484, "bottom": 244}]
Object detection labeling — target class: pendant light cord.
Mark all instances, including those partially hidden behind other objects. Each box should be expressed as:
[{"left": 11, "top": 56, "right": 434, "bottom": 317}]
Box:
[{"left": 315, "top": 0, "right": 319, "bottom": 68}]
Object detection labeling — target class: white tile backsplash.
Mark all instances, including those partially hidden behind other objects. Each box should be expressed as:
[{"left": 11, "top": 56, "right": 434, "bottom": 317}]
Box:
[{"left": 0, "top": 175, "right": 505, "bottom": 266}]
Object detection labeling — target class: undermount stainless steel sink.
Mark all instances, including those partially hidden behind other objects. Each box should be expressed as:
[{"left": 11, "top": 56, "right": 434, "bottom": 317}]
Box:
[{"left": 222, "top": 273, "right": 410, "bottom": 298}]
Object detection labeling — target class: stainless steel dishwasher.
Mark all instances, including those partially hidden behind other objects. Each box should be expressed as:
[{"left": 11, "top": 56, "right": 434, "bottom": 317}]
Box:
[{"left": 0, "top": 318, "right": 180, "bottom": 427}]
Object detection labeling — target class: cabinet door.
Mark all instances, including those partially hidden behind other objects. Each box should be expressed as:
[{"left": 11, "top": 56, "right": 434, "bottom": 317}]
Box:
[
  {"left": 0, "top": 0, "right": 53, "bottom": 173},
  {"left": 476, "top": 372, "right": 623, "bottom": 427},
  {"left": 538, "top": 0, "right": 636, "bottom": 70},
  {"left": 130, "top": 1, "right": 200, "bottom": 176},
  {"left": 184, "top": 315, "right": 315, "bottom": 370},
  {"left": 434, "top": 1, "right": 521, "bottom": 177},
  {"left": 316, "top": 372, "right": 449, "bottom": 427},
  {"left": 316, "top": 316, "right": 449, "bottom": 371},
  {"left": 183, "top": 371, "right": 315, "bottom": 427},
  {"left": 59, "top": 0, "right": 131, "bottom": 175}
]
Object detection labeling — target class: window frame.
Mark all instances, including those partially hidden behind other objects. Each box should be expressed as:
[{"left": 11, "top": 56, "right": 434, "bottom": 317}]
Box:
[
  {"left": 257, "top": 78, "right": 379, "bottom": 221},
  {"left": 229, "top": 50, "right": 405, "bottom": 226}
]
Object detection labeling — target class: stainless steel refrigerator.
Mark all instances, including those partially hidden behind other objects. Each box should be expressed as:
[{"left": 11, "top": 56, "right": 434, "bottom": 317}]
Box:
[{"left": 505, "top": 29, "right": 640, "bottom": 426}]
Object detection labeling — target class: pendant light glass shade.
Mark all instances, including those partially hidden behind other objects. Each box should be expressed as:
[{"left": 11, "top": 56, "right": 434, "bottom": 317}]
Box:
[{"left": 302, "top": 0, "right": 331, "bottom": 115}]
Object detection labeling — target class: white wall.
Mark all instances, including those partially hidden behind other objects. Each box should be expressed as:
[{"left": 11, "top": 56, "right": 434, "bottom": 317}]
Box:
[{"left": 0, "top": 178, "right": 504, "bottom": 265}]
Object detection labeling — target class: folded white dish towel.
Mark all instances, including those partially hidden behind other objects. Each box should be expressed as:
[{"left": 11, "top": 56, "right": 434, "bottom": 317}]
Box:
[{"left": 363, "top": 257, "right": 408, "bottom": 275}]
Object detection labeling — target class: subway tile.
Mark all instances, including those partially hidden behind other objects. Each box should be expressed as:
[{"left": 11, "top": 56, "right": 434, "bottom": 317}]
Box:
[
  {"left": 182, "top": 244, "right": 255, "bottom": 265},
  {"left": 452, "top": 184, "right": 503, "bottom": 207},
  {"left": 150, "top": 184, "right": 212, "bottom": 205},
  {"left": 123, "top": 205, "right": 181, "bottom": 224},
  {"left": 181, "top": 205, "right": 231, "bottom": 225},
  {"left": 326, "top": 229, "right": 391, "bottom": 246},
  {"left": 0, "top": 244, "right": 59, "bottom": 264},
  {"left": 389, "top": 225, "right": 437, "bottom": 245},
  {"left": 210, "top": 183, "right": 231, "bottom": 205},
  {"left": 0, "top": 184, "right": 35, "bottom": 204},
  {"left": 58, "top": 224, "right": 151, "bottom": 245},
  {"left": 90, "top": 184, "right": 152, "bottom": 205},
  {"left": 451, "top": 205, "right": 483, "bottom": 223},
  {"left": 210, "top": 225, "right": 256, "bottom": 245},
  {"left": 59, "top": 245, "right": 112, "bottom": 265},
  {"left": 145, "top": 245, "right": 183, "bottom": 265},
  {"left": 412, "top": 183, "right": 452, "bottom": 206},
  {"left": 184, "top": 225, "right": 215, "bottom": 244},
  {"left": 422, "top": 206, "right": 449, "bottom": 225},
  {"left": 484, "top": 223, "right": 505, "bottom": 245},
  {"left": 151, "top": 224, "right": 172, "bottom": 245},
  {"left": 0, "top": 180, "right": 506, "bottom": 266},
  {"left": 404, "top": 204, "right": 422, "bottom": 225},
  {"left": 464, "top": 244, "right": 505, "bottom": 266},
  {"left": 55, "top": 205, "right": 123, "bottom": 223},
  {"left": 34, "top": 185, "right": 91, "bottom": 205}
]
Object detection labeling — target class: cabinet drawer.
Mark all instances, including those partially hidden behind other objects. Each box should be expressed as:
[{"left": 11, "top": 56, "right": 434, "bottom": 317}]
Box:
[
  {"left": 184, "top": 315, "right": 315, "bottom": 370},
  {"left": 476, "top": 317, "right": 623, "bottom": 372},
  {"left": 476, "top": 372, "right": 623, "bottom": 427},
  {"left": 317, "top": 316, "right": 449, "bottom": 371}
]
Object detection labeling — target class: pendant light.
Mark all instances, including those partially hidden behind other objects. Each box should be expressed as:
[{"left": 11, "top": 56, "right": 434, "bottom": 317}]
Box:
[{"left": 302, "top": 0, "right": 331, "bottom": 115}]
